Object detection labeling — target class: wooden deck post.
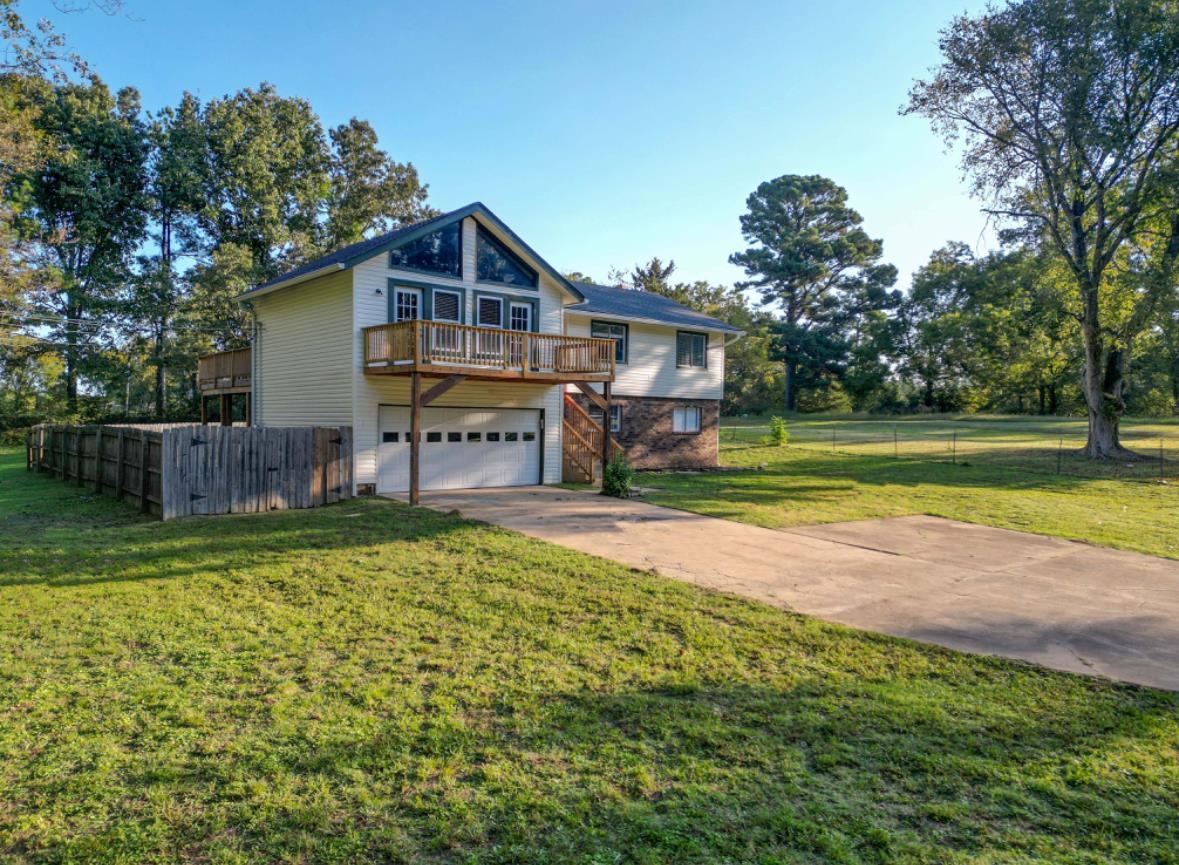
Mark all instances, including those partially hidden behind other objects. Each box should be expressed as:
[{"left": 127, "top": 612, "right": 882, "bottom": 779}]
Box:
[
  {"left": 220, "top": 393, "right": 232, "bottom": 427},
  {"left": 601, "top": 381, "right": 612, "bottom": 479},
  {"left": 409, "top": 372, "right": 422, "bottom": 506},
  {"left": 201, "top": 395, "right": 208, "bottom": 424}
]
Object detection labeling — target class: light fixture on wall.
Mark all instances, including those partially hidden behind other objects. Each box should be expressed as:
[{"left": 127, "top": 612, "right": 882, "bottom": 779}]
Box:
[{"left": 374, "top": 287, "right": 383, "bottom": 296}]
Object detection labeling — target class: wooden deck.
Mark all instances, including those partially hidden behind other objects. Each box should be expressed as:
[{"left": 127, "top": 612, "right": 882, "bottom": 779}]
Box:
[
  {"left": 362, "top": 321, "right": 616, "bottom": 383},
  {"left": 197, "top": 348, "right": 251, "bottom": 395}
]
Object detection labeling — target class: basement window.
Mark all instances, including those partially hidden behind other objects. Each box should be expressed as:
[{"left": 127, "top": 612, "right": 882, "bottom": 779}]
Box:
[{"left": 672, "top": 406, "right": 701, "bottom": 434}]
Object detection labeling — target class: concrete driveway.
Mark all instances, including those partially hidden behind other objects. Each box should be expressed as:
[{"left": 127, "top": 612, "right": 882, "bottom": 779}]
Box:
[{"left": 414, "top": 486, "right": 1179, "bottom": 691}]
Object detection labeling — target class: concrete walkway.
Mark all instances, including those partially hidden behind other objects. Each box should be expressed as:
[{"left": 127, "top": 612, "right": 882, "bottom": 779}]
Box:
[{"left": 413, "top": 486, "right": 1179, "bottom": 691}]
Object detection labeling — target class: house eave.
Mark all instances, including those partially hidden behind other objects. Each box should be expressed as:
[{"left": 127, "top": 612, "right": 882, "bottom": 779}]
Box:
[
  {"left": 564, "top": 307, "right": 743, "bottom": 336},
  {"left": 237, "top": 262, "right": 347, "bottom": 302}
]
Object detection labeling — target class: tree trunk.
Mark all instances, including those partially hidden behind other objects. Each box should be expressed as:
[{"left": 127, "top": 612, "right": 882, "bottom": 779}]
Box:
[
  {"left": 1037, "top": 385, "right": 1046, "bottom": 415},
  {"left": 154, "top": 318, "right": 166, "bottom": 419},
  {"left": 1081, "top": 324, "right": 1134, "bottom": 458},
  {"left": 1048, "top": 384, "right": 1058, "bottom": 415}
]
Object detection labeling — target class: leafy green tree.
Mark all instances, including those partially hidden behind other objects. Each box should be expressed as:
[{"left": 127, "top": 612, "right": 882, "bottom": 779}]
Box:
[
  {"left": 905, "top": 0, "right": 1179, "bottom": 456},
  {"left": 729, "top": 174, "right": 898, "bottom": 411},
  {"left": 630, "top": 257, "right": 676, "bottom": 293},
  {"left": 130, "top": 91, "right": 208, "bottom": 417},
  {"left": 198, "top": 83, "right": 330, "bottom": 282},
  {"left": 325, "top": 117, "right": 435, "bottom": 249},
  {"left": 13, "top": 77, "right": 147, "bottom": 411}
]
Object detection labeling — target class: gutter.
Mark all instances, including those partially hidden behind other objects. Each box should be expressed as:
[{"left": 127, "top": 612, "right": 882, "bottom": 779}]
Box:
[
  {"left": 564, "top": 307, "right": 743, "bottom": 337},
  {"left": 235, "top": 262, "right": 347, "bottom": 302}
]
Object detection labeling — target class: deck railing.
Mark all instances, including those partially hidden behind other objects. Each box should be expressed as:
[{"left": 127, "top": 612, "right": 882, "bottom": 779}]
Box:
[
  {"left": 197, "top": 348, "right": 252, "bottom": 392},
  {"left": 362, "top": 320, "right": 616, "bottom": 379}
]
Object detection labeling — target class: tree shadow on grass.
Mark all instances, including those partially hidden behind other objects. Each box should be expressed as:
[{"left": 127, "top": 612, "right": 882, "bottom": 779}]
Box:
[{"left": 74, "top": 666, "right": 1179, "bottom": 863}]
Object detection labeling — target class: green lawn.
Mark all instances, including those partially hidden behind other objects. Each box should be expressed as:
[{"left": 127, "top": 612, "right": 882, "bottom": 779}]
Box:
[
  {"left": 637, "top": 416, "right": 1179, "bottom": 560},
  {"left": 1, "top": 448, "right": 1178, "bottom": 864}
]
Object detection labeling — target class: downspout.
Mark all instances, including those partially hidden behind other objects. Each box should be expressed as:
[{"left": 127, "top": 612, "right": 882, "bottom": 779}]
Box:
[{"left": 244, "top": 301, "right": 260, "bottom": 427}]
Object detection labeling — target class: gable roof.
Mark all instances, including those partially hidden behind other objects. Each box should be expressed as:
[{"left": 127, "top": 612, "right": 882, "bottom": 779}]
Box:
[
  {"left": 244, "top": 202, "right": 585, "bottom": 301},
  {"left": 566, "top": 282, "right": 744, "bottom": 334}
]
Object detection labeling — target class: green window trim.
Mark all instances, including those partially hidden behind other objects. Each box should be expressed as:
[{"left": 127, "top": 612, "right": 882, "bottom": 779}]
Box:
[
  {"left": 590, "top": 319, "right": 629, "bottom": 365},
  {"left": 473, "top": 290, "right": 540, "bottom": 332},
  {"left": 387, "top": 221, "right": 463, "bottom": 279},
  {"left": 475, "top": 225, "right": 539, "bottom": 290},
  {"left": 387, "top": 278, "right": 467, "bottom": 325}
]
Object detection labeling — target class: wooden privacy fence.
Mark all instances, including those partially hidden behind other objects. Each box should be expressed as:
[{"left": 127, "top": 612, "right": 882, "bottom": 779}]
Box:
[{"left": 27, "top": 424, "right": 352, "bottom": 520}]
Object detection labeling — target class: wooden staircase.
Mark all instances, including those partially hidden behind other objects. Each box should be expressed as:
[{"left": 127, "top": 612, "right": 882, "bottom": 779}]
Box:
[{"left": 562, "top": 393, "right": 623, "bottom": 483}]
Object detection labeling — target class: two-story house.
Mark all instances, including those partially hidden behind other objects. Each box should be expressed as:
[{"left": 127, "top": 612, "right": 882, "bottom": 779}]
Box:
[{"left": 196, "top": 203, "right": 742, "bottom": 501}]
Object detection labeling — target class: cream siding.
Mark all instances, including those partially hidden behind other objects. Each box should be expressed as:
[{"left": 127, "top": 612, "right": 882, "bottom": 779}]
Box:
[
  {"left": 253, "top": 269, "right": 353, "bottom": 426},
  {"left": 564, "top": 313, "right": 725, "bottom": 400},
  {"left": 350, "top": 221, "right": 569, "bottom": 489}
]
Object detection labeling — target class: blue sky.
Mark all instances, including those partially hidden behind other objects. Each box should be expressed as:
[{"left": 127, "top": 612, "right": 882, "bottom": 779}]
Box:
[{"left": 26, "top": 0, "right": 994, "bottom": 292}]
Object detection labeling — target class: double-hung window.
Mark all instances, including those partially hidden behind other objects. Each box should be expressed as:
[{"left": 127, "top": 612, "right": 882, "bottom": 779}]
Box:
[
  {"left": 432, "top": 289, "right": 461, "bottom": 323},
  {"left": 591, "top": 320, "right": 628, "bottom": 364},
  {"left": 676, "top": 331, "right": 708, "bottom": 368},
  {"left": 590, "top": 404, "right": 622, "bottom": 433},
  {"left": 672, "top": 406, "right": 701, "bottom": 434},
  {"left": 477, "top": 296, "right": 503, "bottom": 328}
]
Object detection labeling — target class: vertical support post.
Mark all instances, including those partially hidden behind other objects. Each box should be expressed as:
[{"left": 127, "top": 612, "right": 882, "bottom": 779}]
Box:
[
  {"left": 93, "top": 426, "right": 104, "bottom": 493},
  {"left": 245, "top": 391, "right": 252, "bottom": 427},
  {"left": 201, "top": 395, "right": 208, "bottom": 424},
  {"left": 75, "top": 428, "right": 85, "bottom": 486},
  {"left": 115, "top": 429, "right": 126, "bottom": 502},
  {"left": 601, "top": 381, "right": 612, "bottom": 479},
  {"left": 221, "top": 393, "right": 232, "bottom": 427},
  {"left": 410, "top": 372, "right": 422, "bottom": 506},
  {"left": 139, "top": 432, "right": 150, "bottom": 513}
]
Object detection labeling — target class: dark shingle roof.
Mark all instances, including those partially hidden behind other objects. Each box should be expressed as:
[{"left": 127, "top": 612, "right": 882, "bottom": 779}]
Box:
[
  {"left": 249, "top": 207, "right": 465, "bottom": 292},
  {"left": 567, "top": 282, "right": 744, "bottom": 334}
]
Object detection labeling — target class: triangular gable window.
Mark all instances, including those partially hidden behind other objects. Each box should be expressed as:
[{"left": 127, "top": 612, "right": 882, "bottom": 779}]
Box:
[
  {"left": 476, "top": 226, "right": 537, "bottom": 288},
  {"left": 389, "top": 222, "right": 461, "bottom": 278}
]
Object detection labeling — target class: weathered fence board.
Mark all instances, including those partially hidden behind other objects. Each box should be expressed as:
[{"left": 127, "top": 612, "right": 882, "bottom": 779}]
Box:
[{"left": 27, "top": 424, "right": 352, "bottom": 520}]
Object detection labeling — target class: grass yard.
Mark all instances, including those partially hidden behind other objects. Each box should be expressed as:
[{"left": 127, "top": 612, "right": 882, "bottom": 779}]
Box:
[
  {"left": 638, "top": 415, "right": 1179, "bottom": 560},
  {"left": 1, "top": 448, "right": 1178, "bottom": 864}
]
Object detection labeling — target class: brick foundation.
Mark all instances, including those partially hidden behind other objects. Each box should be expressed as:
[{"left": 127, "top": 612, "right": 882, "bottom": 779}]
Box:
[{"left": 570, "top": 394, "right": 719, "bottom": 470}]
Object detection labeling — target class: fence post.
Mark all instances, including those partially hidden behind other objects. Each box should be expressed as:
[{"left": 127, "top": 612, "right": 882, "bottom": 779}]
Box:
[
  {"left": 75, "top": 428, "right": 85, "bottom": 486},
  {"left": 139, "top": 432, "right": 150, "bottom": 513},
  {"left": 115, "top": 429, "right": 126, "bottom": 502},
  {"left": 952, "top": 431, "right": 957, "bottom": 465},
  {"left": 894, "top": 424, "right": 898, "bottom": 458},
  {"left": 1162, "top": 439, "right": 1166, "bottom": 483},
  {"left": 93, "top": 427, "right": 103, "bottom": 493},
  {"left": 26, "top": 429, "right": 32, "bottom": 472}
]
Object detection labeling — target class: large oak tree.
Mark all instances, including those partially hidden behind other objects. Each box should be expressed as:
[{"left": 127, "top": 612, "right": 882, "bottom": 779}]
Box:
[{"left": 905, "top": 0, "right": 1179, "bottom": 457}]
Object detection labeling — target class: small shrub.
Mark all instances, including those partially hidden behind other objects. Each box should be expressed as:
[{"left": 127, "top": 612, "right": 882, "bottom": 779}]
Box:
[
  {"left": 763, "top": 416, "right": 789, "bottom": 447},
  {"left": 601, "top": 451, "right": 634, "bottom": 498}
]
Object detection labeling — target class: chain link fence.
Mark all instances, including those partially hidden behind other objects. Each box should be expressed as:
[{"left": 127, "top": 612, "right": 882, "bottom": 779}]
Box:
[{"left": 721, "top": 420, "right": 1179, "bottom": 484}]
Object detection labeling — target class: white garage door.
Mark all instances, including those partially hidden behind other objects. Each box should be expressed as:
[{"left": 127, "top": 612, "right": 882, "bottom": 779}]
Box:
[{"left": 377, "top": 405, "right": 542, "bottom": 493}]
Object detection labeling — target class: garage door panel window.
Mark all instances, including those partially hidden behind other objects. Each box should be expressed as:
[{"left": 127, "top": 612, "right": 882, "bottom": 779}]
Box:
[{"left": 673, "top": 406, "right": 701, "bottom": 434}]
